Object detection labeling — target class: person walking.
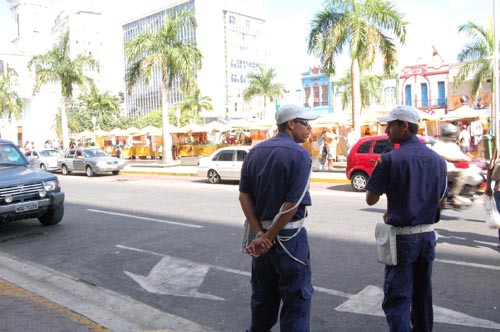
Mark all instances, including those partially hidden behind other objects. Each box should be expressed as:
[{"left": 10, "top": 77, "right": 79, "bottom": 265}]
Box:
[
  {"left": 325, "top": 127, "right": 339, "bottom": 170},
  {"left": 365, "top": 105, "right": 447, "bottom": 331},
  {"left": 239, "top": 104, "right": 319, "bottom": 332},
  {"left": 484, "top": 149, "right": 500, "bottom": 248}
]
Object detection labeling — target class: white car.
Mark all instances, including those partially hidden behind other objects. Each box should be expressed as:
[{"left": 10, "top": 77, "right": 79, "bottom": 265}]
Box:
[{"left": 197, "top": 146, "right": 251, "bottom": 183}]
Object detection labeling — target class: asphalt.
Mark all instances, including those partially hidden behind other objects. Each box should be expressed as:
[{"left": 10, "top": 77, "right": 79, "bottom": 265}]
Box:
[
  {"left": 0, "top": 158, "right": 349, "bottom": 332},
  {"left": 121, "top": 159, "right": 350, "bottom": 184}
]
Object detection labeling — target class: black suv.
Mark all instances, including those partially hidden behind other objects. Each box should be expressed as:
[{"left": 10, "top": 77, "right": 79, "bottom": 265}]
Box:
[{"left": 0, "top": 139, "right": 64, "bottom": 225}]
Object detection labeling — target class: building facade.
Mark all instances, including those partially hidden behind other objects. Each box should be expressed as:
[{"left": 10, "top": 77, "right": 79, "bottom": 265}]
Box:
[
  {"left": 122, "top": 0, "right": 266, "bottom": 122},
  {"left": 301, "top": 67, "right": 332, "bottom": 115}
]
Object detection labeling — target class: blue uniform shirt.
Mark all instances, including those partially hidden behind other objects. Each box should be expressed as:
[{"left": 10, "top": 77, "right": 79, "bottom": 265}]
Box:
[
  {"left": 239, "top": 132, "right": 311, "bottom": 222},
  {"left": 365, "top": 135, "right": 447, "bottom": 227}
]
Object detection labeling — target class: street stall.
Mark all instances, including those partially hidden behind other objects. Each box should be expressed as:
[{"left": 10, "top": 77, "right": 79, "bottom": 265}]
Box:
[{"left": 177, "top": 124, "right": 212, "bottom": 157}]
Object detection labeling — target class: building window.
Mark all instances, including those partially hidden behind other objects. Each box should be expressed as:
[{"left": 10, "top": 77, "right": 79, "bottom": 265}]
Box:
[
  {"left": 421, "top": 83, "right": 428, "bottom": 107},
  {"left": 405, "top": 84, "right": 412, "bottom": 106},
  {"left": 437, "top": 81, "right": 445, "bottom": 106},
  {"left": 321, "top": 83, "right": 329, "bottom": 106},
  {"left": 384, "top": 87, "right": 396, "bottom": 105},
  {"left": 313, "top": 83, "right": 320, "bottom": 107},
  {"left": 304, "top": 86, "right": 311, "bottom": 108}
]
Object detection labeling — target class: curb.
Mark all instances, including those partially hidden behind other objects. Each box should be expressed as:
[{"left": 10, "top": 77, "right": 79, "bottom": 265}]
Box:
[{"left": 121, "top": 169, "right": 350, "bottom": 184}]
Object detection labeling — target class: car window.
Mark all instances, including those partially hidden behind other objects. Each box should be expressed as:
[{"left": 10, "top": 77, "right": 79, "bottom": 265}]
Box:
[
  {"left": 25, "top": 151, "right": 32, "bottom": 157},
  {"left": 356, "top": 140, "right": 373, "bottom": 154},
  {"left": 218, "top": 150, "right": 234, "bottom": 161},
  {"left": 76, "top": 150, "right": 83, "bottom": 158},
  {"left": 236, "top": 150, "right": 247, "bottom": 161},
  {"left": 40, "top": 149, "right": 59, "bottom": 157},
  {"left": 0, "top": 144, "right": 27, "bottom": 165},
  {"left": 66, "top": 150, "right": 75, "bottom": 158},
  {"left": 373, "top": 139, "right": 394, "bottom": 154}
]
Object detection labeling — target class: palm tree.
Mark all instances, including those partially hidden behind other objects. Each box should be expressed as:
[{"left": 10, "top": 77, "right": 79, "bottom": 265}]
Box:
[
  {"left": 454, "top": 20, "right": 494, "bottom": 100},
  {"left": 335, "top": 70, "right": 384, "bottom": 110},
  {"left": 79, "top": 85, "right": 121, "bottom": 130},
  {"left": 175, "top": 88, "right": 212, "bottom": 124},
  {"left": 308, "top": 0, "right": 406, "bottom": 132},
  {"left": 243, "top": 65, "right": 285, "bottom": 119},
  {"left": 0, "top": 74, "right": 22, "bottom": 120},
  {"left": 125, "top": 11, "right": 202, "bottom": 164},
  {"left": 28, "top": 30, "right": 97, "bottom": 149}
]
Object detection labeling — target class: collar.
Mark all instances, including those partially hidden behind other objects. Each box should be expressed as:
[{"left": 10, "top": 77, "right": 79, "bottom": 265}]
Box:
[
  {"left": 400, "top": 135, "right": 420, "bottom": 145},
  {"left": 276, "top": 131, "right": 294, "bottom": 141}
]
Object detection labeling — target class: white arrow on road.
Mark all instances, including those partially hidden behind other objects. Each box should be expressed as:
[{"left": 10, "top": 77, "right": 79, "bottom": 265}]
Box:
[{"left": 117, "top": 245, "right": 500, "bottom": 330}]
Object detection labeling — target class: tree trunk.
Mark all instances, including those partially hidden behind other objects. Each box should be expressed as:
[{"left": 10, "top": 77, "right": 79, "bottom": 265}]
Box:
[
  {"left": 161, "top": 80, "right": 174, "bottom": 164},
  {"left": 351, "top": 59, "right": 362, "bottom": 136},
  {"left": 263, "top": 97, "right": 267, "bottom": 120},
  {"left": 61, "top": 97, "right": 70, "bottom": 150}
]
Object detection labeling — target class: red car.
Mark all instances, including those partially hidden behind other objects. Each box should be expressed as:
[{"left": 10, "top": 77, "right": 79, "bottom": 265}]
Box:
[{"left": 346, "top": 135, "right": 437, "bottom": 192}]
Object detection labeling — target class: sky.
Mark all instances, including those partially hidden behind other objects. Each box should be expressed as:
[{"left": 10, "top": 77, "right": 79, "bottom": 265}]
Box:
[{"left": 0, "top": 0, "right": 494, "bottom": 88}]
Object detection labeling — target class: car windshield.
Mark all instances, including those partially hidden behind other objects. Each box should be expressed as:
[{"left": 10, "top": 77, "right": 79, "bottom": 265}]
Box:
[
  {"left": 40, "top": 149, "right": 60, "bottom": 157},
  {"left": 0, "top": 144, "right": 27, "bottom": 166},
  {"left": 84, "top": 149, "right": 108, "bottom": 158}
]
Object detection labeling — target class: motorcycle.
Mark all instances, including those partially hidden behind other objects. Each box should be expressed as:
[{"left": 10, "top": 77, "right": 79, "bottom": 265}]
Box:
[{"left": 445, "top": 160, "right": 486, "bottom": 209}]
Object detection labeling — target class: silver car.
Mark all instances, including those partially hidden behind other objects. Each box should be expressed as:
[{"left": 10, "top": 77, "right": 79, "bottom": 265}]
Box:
[
  {"left": 25, "top": 149, "right": 61, "bottom": 172},
  {"left": 196, "top": 146, "right": 251, "bottom": 183},
  {"left": 58, "top": 148, "right": 125, "bottom": 177}
]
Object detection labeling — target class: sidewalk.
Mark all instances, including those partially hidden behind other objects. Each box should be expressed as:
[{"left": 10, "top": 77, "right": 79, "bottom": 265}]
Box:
[{"left": 121, "top": 159, "right": 350, "bottom": 184}]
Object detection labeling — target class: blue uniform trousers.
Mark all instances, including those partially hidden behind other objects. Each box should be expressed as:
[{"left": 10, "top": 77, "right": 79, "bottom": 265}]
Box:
[
  {"left": 249, "top": 228, "right": 313, "bottom": 332},
  {"left": 382, "top": 231, "right": 436, "bottom": 332}
]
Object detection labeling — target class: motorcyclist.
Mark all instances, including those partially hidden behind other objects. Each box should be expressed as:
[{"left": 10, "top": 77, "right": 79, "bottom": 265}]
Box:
[{"left": 432, "top": 123, "right": 470, "bottom": 206}]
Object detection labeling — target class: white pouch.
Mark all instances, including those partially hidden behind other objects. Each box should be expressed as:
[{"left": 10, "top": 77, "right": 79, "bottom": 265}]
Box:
[
  {"left": 375, "top": 223, "right": 397, "bottom": 265},
  {"left": 484, "top": 197, "right": 500, "bottom": 229}
]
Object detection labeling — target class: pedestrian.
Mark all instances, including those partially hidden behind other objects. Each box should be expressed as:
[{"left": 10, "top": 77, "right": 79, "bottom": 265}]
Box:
[
  {"left": 239, "top": 104, "right": 319, "bottom": 332},
  {"left": 325, "top": 127, "right": 339, "bottom": 170},
  {"left": 365, "top": 105, "right": 447, "bottom": 331},
  {"left": 458, "top": 124, "right": 471, "bottom": 153},
  {"left": 484, "top": 148, "right": 500, "bottom": 248}
]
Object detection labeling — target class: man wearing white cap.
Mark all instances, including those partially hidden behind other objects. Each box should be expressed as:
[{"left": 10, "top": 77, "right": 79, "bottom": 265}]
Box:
[
  {"left": 239, "top": 104, "right": 319, "bottom": 332},
  {"left": 365, "top": 105, "right": 447, "bottom": 331}
]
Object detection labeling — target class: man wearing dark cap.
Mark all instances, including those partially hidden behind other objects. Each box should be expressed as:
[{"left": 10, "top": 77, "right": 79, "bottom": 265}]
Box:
[
  {"left": 239, "top": 104, "right": 319, "bottom": 332},
  {"left": 365, "top": 105, "right": 447, "bottom": 331}
]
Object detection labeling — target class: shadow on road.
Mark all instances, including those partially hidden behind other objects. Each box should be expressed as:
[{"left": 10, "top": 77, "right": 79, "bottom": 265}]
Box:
[{"left": 436, "top": 228, "right": 500, "bottom": 250}]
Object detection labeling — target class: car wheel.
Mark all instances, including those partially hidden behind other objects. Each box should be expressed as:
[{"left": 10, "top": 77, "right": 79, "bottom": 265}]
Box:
[
  {"left": 351, "top": 172, "right": 368, "bottom": 192},
  {"left": 40, "top": 164, "right": 47, "bottom": 171},
  {"left": 86, "top": 166, "right": 94, "bottom": 177},
  {"left": 38, "top": 204, "right": 64, "bottom": 226},
  {"left": 112, "top": 170, "right": 120, "bottom": 175},
  {"left": 207, "top": 169, "right": 221, "bottom": 184},
  {"left": 61, "top": 165, "right": 70, "bottom": 175}
]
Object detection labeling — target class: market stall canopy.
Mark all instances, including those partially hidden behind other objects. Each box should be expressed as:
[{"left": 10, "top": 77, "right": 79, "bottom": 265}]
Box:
[
  {"left": 125, "top": 127, "right": 141, "bottom": 135},
  {"left": 107, "top": 127, "right": 129, "bottom": 136},
  {"left": 136, "top": 125, "right": 162, "bottom": 136},
  {"left": 311, "top": 112, "right": 351, "bottom": 128},
  {"left": 204, "top": 121, "right": 232, "bottom": 132},
  {"left": 179, "top": 123, "right": 208, "bottom": 133},
  {"left": 417, "top": 110, "right": 439, "bottom": 121},
  {"left": 71, "top": 130, "right": 94, "bottom": 139},
  {"left": 440, "top": 105, "right": 486, "bottom": 121}
]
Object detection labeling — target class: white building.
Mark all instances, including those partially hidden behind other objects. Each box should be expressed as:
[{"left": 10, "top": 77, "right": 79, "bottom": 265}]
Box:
[{"left": 122, "top": 0, "right": 267, "bottom": 122}]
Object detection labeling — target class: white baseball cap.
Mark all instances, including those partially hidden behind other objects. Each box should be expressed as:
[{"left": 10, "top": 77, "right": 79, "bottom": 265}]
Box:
[
  {"left": 377, "top": 105, "right": 420, "bottom": 125},
  {"left": 275, "top": 104, "right": 320, "bottom": 125}
]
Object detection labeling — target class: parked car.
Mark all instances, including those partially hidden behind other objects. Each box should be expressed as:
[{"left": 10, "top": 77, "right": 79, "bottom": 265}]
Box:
[
  {"left": 0, "top": 139, "right": 64, "bottom": 225},
  {"left": 197, "top": 146, "right": 251, "bottom": 183},
  {"left": 346, "top": 135, "right": 437, "bottom": 192},
  {"left": 58, "top": 148, "right": 125, "bottom": 177},
  {"left": 25, "top": 148, "right": 61, "bottom": 172}
]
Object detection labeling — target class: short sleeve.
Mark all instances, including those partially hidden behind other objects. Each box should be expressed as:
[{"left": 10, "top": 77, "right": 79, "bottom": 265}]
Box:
[
  {"left": 285, "top": 151, "right": 311, "bottom": 203},
  {"left": 239, "top": 154, "right": 251, "bottom": 194},
  {"left": 365, "top": 154, "right": 390, "bottom": 195}
]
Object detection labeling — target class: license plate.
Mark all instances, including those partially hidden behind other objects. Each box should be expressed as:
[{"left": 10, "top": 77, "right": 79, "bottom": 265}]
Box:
[{"left": 15, "top": 202, "right": 39, "bottom": 213}]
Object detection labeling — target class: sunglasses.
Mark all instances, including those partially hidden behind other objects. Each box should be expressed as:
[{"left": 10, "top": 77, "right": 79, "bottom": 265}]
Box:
[{"left": 293, "top": 119, "right": 310, "bottom": 126}]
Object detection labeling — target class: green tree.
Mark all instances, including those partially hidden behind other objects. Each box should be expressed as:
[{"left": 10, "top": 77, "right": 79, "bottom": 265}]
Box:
[
  {"left": 308, "top": 0, "right": 406, "bottom": 132},
  {"left": 79, "top": 85, "right": 122, "bottom": 131},
  {"left": 28, "top": 30, "right": 97, "bottom": 148},
  {"left": 125, "top": 11, "right": 202, "bottom": 164},
  {"left": 454, "top": 20, "right": 494, "bottom": 100},
  {"left": 0, "top": 74, "right": 22, "bottom": 120},
  {"left": 335, "top": 70, "right": 384, "bottom": 110},
  {"left": 175, "top": 88, "right": 212, "bottom": 124},
  {"left": 134, "top": 109, "right": 163, "bottom": 128},
  {"left": 243, "top": 65, "right": 285, "bottom": 119}
]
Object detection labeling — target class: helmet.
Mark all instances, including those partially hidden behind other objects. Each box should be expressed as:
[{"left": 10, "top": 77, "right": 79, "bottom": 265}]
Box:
[{"left": 441, "top": 124, "right": 459, "bottom": 138}]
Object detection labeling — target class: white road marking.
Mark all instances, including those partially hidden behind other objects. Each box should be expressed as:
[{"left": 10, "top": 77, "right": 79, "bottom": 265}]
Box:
[
  {"left": 435, "top": 258, "right": 500, "bottom": 271},
  {"left": 88, "top": 209, "right": 202, "bottom": 228},
  {"left": 117, "top": 245, "right": 500, "bottom": 329}
]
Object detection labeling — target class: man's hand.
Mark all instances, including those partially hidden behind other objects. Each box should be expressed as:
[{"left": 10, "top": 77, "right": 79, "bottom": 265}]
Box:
[
  {"left": 245, "top": 234, "right": 274, "bottom": 257},
  {"left": 485, "top": 187, "right": 493, "bottom": 197}
]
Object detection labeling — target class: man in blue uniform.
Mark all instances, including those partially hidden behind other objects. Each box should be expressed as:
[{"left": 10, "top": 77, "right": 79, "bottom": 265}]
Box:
[
  {"left": 365, "top": 105, "right": 447, "bottom": 332},
  {"left": 239, "top": 104, "right": 319, "bottom": 332}
]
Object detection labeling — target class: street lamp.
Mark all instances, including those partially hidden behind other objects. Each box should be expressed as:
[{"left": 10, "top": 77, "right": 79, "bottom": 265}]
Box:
[{"left": 91, "top": 116, "right": 97, "bottom": 146}]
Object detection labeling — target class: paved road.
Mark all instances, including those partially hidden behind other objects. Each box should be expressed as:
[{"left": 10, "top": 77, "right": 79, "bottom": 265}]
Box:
[{"left": 0, "top": 173, "right": 498, "bottom": 331}]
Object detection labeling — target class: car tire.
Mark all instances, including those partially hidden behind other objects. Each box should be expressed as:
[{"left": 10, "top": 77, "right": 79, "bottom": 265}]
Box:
[
  {"left": 207, "top": 169, "right": 221, "bottom": 184},
  {"left": 38, "top": 204, "right": 64, "bottom": 226},
  {"left": 351, "top": 171, "right": 368, "bottom": 192},
  {"left": 112, "top": 170, "right": 120, "bottom": 175},
  {"left": 40, "top": 164, "right": 47, "bottom": 171},
  {"left": 61, "top": 165, "right": 70, "bottom": 175},
  {"left": 86, "top": 166, "right": 94, "bottom": 177}
]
